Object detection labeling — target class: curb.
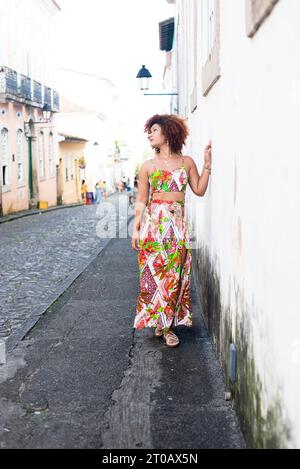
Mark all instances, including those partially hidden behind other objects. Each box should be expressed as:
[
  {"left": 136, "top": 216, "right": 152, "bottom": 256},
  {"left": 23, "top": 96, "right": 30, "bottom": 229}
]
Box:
[
  {"left": 0, "top": 192, "right": 117, "bottom": 225},
  {"left": 5, "top": 237, "right": 112, "bottom": 354},
  {"left": 0, "top": 212, "right": 134, "bottom": 364},
  {"left": 0, "top": 202, "right": 84, "bottom": 224}
]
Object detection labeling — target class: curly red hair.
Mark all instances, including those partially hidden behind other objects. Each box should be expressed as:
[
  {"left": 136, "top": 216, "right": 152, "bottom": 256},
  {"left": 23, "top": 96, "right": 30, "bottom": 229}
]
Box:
[{"left": 144, "top": 114, "right": 189, "bottom": 154}]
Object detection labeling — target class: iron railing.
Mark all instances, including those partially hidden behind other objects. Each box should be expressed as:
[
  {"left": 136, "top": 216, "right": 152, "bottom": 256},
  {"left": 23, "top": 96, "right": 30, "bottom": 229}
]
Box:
[{"left": 0, "top": 65, "right": 59, "bottom": 111}]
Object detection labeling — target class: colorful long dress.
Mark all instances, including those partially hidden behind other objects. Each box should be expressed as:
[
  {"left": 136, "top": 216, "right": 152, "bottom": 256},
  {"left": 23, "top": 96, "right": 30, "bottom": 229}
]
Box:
[{"left": 134, "top": 157, "right": 192, "bottom": 330}]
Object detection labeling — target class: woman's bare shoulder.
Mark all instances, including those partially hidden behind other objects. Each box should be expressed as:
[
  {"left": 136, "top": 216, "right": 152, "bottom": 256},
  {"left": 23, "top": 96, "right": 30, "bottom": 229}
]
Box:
[
  {"left": 139, "top": 158, "right": 155, "bottom": 173},
  {"left": 182, "top": 155, "right": 195, "bottom": 168}
]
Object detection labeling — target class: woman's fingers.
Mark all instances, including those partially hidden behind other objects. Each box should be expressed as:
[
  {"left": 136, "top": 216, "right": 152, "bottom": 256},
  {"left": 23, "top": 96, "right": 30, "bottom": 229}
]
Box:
[{"left": 131, "top": 237, "right": 140, "bottom": 251}]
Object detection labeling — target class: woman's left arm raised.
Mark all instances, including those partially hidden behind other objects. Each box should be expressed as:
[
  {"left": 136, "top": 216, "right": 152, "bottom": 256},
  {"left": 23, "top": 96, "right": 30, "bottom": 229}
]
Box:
[{"left": 186, "top": 140, "right": 212, "bottom": 197}]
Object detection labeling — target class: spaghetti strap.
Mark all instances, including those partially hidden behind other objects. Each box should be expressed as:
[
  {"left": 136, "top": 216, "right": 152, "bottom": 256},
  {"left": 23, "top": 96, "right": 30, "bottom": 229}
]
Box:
[{"left": 181, "top": 157, "right": 185, "bottom": 169}]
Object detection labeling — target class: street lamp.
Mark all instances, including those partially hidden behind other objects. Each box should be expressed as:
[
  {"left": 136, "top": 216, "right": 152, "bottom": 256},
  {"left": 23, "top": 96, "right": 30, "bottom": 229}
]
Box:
[
  {"left": 136, "top": 65, "right": 152, "bottom": 91},
  {"left": 136, "top": 65, "right": 178, "bottom": 96},
  {"left": 24, "top": 104, "right": 53, "bottom": 137},
  {"left": 42, "top": 103, "right": 51, "bottom": 121},
  {"left": 23, "top": 103, "right": 53, "bottom": 202}
]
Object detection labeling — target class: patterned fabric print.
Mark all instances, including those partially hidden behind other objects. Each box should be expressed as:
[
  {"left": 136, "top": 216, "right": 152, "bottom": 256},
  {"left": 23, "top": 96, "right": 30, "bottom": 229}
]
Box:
[
  {"left": 134, "top": 199, "right": 192, "bottom": 330},
  {"left": 149, "top": 159, "right": 188, "bottom": 196}
]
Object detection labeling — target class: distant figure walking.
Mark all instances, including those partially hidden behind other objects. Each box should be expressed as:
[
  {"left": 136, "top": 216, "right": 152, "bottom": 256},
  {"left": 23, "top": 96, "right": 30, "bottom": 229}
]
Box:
[
  {"left": 117, "top": 180, "right": 124, "bottom": 192},
  {"left": 95, "top": 180, "right": 102, "bottom": 204},
  {"left": 102, "top": 181, "right": 108, "bottom": 200},
  {"left": 129, "top": 179, "right": 138, "bottom": 207},
  {"left": 81, "top": 180, "right": 88, "bottom": 202}
]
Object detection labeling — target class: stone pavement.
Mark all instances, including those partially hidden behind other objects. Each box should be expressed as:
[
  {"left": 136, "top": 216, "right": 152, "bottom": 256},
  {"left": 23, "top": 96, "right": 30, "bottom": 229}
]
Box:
[
  {"left": 0, "top": 201, "right": 84, "bottom": 225},
  {"left": 0, "top": 192, "right": 128, "bottom": 353},
  {"left": 0, "top": 228, "right": 246, "bottom": 448}
]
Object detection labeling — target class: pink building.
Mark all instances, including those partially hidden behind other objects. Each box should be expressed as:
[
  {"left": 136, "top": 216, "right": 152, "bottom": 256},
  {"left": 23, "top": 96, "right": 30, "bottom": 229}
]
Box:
[
  {"left": 0, "top": 87, "right": 59, "bottom": 215},
  {"left": 0, "top": 0, "right": 60, "bottom": 216}
]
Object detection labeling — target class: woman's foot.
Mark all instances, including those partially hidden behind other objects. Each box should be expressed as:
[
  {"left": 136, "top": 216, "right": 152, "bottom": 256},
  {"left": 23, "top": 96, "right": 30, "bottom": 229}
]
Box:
[
  {"left": 154, "top": 327, "right": 164, "bottom": 337},
  {"left": 163, "top": 330, "right": 180, "bottom": 348}
]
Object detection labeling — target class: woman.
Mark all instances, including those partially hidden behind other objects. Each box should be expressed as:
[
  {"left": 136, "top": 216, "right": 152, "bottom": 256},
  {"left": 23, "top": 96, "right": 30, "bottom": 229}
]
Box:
[
  {"left": 81, "top": 179, "right": 88, "bottom": 202},
  {"left": 95, "top": 180, "right": 102, "bottom": 204},
  {"left": 131, "top": 114, "right": 212, "bottom": 348},
  {"left": 130, "top": 179, "right": 139, "bottom": 207},
  {"left": 102, "top": 180, "right": 108, "bottom": 200},
  {"left": 117, "top": 180, "right": 124, "bottom": 193}
]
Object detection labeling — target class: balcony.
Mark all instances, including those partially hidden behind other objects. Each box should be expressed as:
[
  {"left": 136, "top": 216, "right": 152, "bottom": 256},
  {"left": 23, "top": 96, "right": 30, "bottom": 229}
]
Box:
[
  {"left": 44, "top": 85, "right": 51, "bottom": 106},
  {"left": 33, "top": 80, "right": 42, "bottom": 105},
  {"left": 0, "top": 67, "right": 18, "bottom": 94},
  {"left": 0, "top": 66, "right": 60, "bottom": 112},
  {"left": 20, "top": 74, "right": 31, "bottom": 100},
  {"left": 52, "top": 90, "right": 59, "bottom": 112}
]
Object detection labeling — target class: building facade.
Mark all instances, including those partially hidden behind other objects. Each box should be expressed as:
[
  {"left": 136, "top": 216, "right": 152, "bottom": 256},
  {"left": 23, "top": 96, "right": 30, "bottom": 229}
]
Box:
[
  {"left": 56, "top": 96, "right": 120, "bottom": 200},
  {"left": 170, "top": 0, "right": 300, "bottom": 448},
  {"left": 57, "top": 134, "right": 87, "bottom": 205},
  {"left": 0, "top": 0, "right": 60, "bottom": 215}
]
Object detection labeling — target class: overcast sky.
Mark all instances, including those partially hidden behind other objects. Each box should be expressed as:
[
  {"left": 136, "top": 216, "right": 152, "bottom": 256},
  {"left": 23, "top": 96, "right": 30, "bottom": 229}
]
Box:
[{"left": 54, "top": 0, "right": 175, "bottom": 118}]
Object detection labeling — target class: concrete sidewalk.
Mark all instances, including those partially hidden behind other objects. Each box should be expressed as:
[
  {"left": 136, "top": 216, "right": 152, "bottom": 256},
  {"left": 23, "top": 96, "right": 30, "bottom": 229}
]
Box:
[{"left": 0, "top": 235, "right": 246, "bottom": 449}]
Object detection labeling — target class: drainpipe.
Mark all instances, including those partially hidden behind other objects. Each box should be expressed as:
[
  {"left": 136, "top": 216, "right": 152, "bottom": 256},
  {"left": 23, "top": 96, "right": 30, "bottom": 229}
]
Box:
[
  {"left": 28, "top": 136, "right": 33, "bottom": 200},
  {"left": 0, "top": 178, "right": 2, "bottom": 217}
]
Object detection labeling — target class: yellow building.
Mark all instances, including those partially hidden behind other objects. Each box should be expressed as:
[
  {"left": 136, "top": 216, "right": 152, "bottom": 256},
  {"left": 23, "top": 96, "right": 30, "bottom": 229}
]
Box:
[{"left": 57, "top": 134, "right": 88, "bottom": 205}]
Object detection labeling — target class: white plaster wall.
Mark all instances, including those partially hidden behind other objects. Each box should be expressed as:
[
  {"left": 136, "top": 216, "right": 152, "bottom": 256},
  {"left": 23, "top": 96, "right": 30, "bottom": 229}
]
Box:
[{"left": 175, "top": 0, "right": 300, "bottom": 447}]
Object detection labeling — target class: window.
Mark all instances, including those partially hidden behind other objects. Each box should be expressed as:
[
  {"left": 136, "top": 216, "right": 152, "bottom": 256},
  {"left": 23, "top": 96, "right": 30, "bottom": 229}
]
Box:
[
  {"left": 70, "top": 154, "right": 74, "bottom": 181},
  {"left": 0, "top": 127, "right": 9, "bottom": 186},
  {"left": 207, "top": 0, "right": 214, "bottom": 58},
  {"left": 49, "top": 132, "right": 54, "bottom": 177},
  {"left": 201, "top": 0, "right": 221, "bottom": 96},
  {"left": 38, "top": 131, "right": 45, "bottom": 179},
  {"left": 65, "top": 155, "right": 74, "bottom": 181},
  {"left": 16, "top": 129, "right": 24, "bottom": 183},
  {"left": 65, "top": 154, "right": 69, "bottom": 181},
  {"left": 190, "top": 0, "right": 198, "bottom": 113},
  {"left": 245, "top": 0, "right": 279, "bottom": 37}
]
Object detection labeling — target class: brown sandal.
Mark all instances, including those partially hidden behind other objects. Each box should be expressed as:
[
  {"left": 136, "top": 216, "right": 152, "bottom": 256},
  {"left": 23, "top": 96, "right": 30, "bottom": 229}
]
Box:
[{"left": 163, "top": 330, "right": 180, "bottom": 348}]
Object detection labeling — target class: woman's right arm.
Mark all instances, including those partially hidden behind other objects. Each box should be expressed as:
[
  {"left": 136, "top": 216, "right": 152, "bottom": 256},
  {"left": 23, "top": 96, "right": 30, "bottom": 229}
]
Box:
[{"left": 131, "top": 162, "right": 150, "bottom": 251}]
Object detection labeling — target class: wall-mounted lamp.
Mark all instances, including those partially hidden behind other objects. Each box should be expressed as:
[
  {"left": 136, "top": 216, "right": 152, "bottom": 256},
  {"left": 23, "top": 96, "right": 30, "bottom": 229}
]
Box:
[
  {"left": 42, "top": 103, "right": 51, "bottom": 121},
  {"left": 136, "top": 65, "right": 152, "bottom": 91},
  {"left": 24, "top": 104, "right": 53, "bottom": 137},
  {"left": 136, "top": 65, "right": 178, "bottom": 96}
]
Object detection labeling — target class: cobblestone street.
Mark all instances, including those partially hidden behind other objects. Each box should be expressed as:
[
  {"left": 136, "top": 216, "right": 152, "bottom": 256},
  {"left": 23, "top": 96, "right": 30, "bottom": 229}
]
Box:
[
  {"left": 0, "top": 193, "right": 129, "bottom": 347},
  {"left": 0, "top": 233, "right": 245, "bottom": 450}
]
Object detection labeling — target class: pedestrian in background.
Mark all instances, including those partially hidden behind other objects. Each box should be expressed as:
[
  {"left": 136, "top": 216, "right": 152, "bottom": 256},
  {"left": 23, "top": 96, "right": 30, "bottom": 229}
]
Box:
[
  {"left": 81, "top": 180, "right": 88, "bottom": 202},
  {"left": 95, "top": 180, "right": 102, "bottom": 204},
  {"left": 129, "top": 179, "right": 138, "bottom": 207},
  {"left": 133, "top": 179, "right": 138, "bottom": 202},
  {"left": 102, "top": 181, "right": 108, "bottom": 200},
  {"left": 117, "top": 180, "right": 124, "bottom": 192}
]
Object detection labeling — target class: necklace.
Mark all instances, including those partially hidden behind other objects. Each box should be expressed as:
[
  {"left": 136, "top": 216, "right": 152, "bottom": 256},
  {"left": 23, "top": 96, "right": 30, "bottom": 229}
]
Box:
[{"left": 157, "top": 154, "right": 178, "bottom": 169}]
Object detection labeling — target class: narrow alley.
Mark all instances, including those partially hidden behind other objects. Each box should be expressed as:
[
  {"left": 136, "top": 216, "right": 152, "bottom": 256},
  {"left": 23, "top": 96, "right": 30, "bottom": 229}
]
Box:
[
  {"left": 0, "top": 198, "right": 245, "bottom": 449},
  {"left": 1, "top": 0, "right": 298, "bottom": 455}
]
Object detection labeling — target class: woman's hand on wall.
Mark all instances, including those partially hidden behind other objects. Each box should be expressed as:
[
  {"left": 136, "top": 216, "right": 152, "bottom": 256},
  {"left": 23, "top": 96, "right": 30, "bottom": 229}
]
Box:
[{"left": 204, "top": 140, "right": 212, "bottom": 168}]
